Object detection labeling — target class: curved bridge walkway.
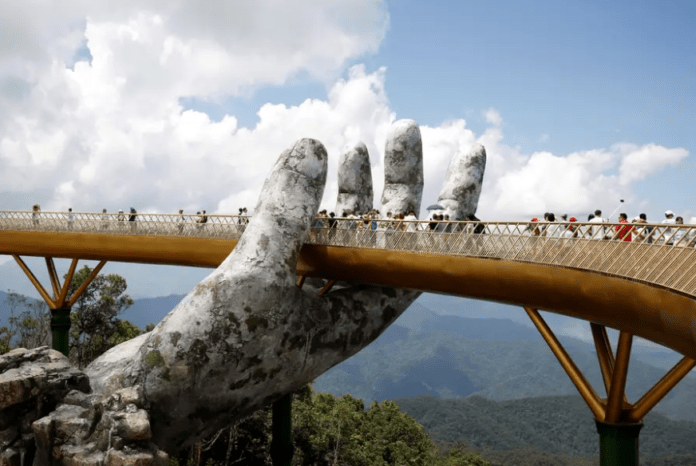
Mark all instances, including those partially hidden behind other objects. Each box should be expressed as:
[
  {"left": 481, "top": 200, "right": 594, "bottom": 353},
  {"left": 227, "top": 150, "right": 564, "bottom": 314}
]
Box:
[{"left": 1, "top": 210, "right": 696, "bottom": 456}]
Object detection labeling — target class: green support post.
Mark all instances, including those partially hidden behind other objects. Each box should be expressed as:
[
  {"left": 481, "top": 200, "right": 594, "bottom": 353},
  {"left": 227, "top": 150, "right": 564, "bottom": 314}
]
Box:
[
  {"left": 50, "top": 308, "right": 71, "bottom": 357},
  {"left": 270, "top": 393, "right": 294, "bottom": 466},
  {"left": 596, "top": 420, "right": 643, "bottom": 466}
]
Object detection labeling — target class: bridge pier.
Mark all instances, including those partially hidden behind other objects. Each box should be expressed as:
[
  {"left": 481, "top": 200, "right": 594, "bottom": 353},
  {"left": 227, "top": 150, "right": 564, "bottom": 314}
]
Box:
[
  {"left": 271, "top": 393, "right": 294, "bottom": 466},
  {"left": 12, "top": 255, "right": 106, "bottom": 357},
  {"left": 524, "top": 306, "right": 695, "bottom": 466},
  {"left": 596, "top": 420, "right": 642, "bottom": 466}
]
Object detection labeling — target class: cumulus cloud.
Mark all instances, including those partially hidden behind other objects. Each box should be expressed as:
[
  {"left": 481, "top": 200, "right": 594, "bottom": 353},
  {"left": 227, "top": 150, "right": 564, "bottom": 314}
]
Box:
[{"left": 0, "top": 0, "right": 689, "bottom": 226}]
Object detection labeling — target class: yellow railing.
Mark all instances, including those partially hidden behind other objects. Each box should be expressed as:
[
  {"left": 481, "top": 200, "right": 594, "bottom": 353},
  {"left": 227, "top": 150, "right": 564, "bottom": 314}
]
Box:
[{"left": 2, "top": 211, "right": 695, "bottom": 297}]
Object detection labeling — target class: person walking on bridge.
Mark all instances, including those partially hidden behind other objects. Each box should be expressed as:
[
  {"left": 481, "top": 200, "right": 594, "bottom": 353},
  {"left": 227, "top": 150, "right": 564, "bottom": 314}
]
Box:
[
  {"left": 32, "top": 204, "right": 40, "bottom": 228},
  {"left": 589, "top": 209, "right": 606, "bottom": 239},
  {"left": 662, "top": 210, "right": 676, "bottom": 245},
  {"left": 128, "top": 207, "right": 137, "bottom": 232},
  {"left": 615, "top": 213, "right": 632, "bottom": 241},
  {"left": 177, "top": 209, "right": 185, "bottom": 235},
  {"left": 101, "top": 208, "right": 109, "bottom": 231},
  {"left": 67, "top": 208, "right": 74, "bottom": 231}
]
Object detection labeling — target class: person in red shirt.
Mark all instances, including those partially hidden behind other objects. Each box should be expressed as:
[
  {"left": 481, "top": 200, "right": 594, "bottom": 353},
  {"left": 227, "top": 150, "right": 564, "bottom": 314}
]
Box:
[{"left": 615, "top": 213, "right": 632, "bottom": 241}]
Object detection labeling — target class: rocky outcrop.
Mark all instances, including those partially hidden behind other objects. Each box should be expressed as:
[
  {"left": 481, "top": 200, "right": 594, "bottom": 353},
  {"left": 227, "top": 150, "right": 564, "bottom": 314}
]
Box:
[
  {"left": 0, "top": 348, "right": 168, "bottom": 466},
  {"left": 31, "top": 386, "right": 168, "bottom": 466},
  {"left": 0, "top": 347, "right": 89, "bottom": 466}
]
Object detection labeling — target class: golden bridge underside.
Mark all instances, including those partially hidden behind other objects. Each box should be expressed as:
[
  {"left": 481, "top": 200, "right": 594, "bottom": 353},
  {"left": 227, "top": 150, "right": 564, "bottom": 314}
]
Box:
[{"left": 2, "top": 230, "right": 696, "bottom": 361}]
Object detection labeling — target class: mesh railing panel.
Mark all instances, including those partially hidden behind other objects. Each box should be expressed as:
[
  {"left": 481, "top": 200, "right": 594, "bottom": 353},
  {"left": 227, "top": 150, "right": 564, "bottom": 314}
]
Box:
[{"left": 2, "top": 212, "right": 696, "bottom": 297}]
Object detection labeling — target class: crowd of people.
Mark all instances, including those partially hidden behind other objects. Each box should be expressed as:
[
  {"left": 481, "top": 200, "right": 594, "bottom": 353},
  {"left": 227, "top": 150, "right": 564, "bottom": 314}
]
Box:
[
  {"left": 526, "top": 209, "right": 695, "bottom": 246},
  {"left": 22, "top": 204, "right": 696, "bottom": 248}
]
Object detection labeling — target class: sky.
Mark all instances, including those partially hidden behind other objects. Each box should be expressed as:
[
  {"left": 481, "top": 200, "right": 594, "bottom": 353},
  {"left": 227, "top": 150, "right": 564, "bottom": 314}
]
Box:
[{"left": 1, "top": 0, "right": 695, "bottom": 349}]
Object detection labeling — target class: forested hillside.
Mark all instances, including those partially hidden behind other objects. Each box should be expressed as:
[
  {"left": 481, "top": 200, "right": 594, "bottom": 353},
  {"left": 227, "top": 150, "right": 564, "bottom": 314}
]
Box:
[
  {"left": 314, "top": 315, "right": 696, "bottom": 422},
  {"left": 394, "top": 395, "right": 696, "bottom": 465}
]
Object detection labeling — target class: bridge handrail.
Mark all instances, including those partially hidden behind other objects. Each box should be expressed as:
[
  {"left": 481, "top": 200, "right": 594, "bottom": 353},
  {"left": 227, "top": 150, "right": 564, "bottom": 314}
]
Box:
[{"left": 1, "top": 211, "right": 695, "bottom": 297}]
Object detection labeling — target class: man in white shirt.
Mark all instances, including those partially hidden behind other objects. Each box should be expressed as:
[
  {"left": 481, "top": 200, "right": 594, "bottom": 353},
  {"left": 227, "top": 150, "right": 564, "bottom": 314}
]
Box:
[
  {"left": 589, "top": 209, "right": 606, "bottom": 239},
  {"left": 662, "top": 210, "right": 676, "bottom": 245}
]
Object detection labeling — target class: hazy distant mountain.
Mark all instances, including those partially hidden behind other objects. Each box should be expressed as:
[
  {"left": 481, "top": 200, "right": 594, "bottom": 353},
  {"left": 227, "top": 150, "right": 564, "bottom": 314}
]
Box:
[
  {"left": 314, "top": 300, "right": 696, "bottom": 422},
  {"left": 120, "top": 294, "right": 186, "bottom": 330},
  {"left": 3, "top": 287, "right": 693, "bottom": 423}
]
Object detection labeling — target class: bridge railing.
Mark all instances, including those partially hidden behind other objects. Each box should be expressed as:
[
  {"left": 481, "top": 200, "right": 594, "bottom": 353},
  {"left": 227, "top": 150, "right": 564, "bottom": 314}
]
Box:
[
  {"left": 0, "top": 211, "right": 250, "bottom": 240},
  {"left": 304, "top": 219, "right": 696, "bottom": 296},
  {"left": 2, "top": 211, "right": 695, "bottom": 295}
]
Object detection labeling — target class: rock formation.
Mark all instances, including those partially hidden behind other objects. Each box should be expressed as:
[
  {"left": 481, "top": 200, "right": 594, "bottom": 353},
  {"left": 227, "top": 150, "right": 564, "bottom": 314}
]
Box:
[{"left": 0, "top": 121, "right": 486, "bottom": 463}]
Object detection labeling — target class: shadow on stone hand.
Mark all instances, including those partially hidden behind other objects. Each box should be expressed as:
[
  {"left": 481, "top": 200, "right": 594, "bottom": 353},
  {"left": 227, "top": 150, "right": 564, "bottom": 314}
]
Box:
[{"left": 0, "top": 119, "right": 486, "bottom": 463}]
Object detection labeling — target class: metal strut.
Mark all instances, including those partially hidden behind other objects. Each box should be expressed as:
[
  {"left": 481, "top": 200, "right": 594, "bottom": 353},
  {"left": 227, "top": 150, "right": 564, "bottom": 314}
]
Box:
[
  {"left": 526, "top": 307, "right": 696, "bottom": 466},
  {"left": 12, "top": 256, "right": 107, "bottom": 356}
]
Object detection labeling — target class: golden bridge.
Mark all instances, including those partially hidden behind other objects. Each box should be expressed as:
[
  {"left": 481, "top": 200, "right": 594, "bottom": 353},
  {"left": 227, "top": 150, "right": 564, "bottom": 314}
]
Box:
[{"left": 2, "top": 210, "right": 695, "bottom": 464}]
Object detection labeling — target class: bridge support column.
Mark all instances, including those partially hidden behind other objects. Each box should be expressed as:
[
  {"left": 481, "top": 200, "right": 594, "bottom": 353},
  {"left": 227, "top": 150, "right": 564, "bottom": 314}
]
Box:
[
  {"left": 12, "top": 255, "right": 106, "bottom": 357},
  {"left": 525, "top": 306, "right": 696, "bottom": 466},
  {"left": 596, "top": 420, "right": 643, "bottom": 466},
  {"left": 50, "top": 308, "right": 72, "bottom": 357},
  {"left": 270, "top": 393, "right": 294, "bottom": 466}
]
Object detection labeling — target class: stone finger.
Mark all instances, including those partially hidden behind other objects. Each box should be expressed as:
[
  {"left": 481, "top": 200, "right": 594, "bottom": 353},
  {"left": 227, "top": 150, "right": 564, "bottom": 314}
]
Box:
[
  {"left": 437, "top": 144, "right": 486, "bottom": 220},
  {"left": 336, "top": 142, "right": 374, "bottom": 216},
  {"left": 229, "top": 138, "right": 328, "bottom": 280},
  {"left": 380, "top": 119, "right": 423, "bottom": 216}
]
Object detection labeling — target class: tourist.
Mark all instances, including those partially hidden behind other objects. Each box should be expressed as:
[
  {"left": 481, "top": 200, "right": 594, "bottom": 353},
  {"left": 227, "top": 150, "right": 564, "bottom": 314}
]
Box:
[
  {"left": 67, "top": 208, "right": 74, "bottom": 230},
  {"left": 589, "top": 209, "right": 606, "bottom": 239},
  {"left": 673, "top": 216, "right": 686, "bottom": 247},
  {"left": 405, "top": 210, "right": 418, "bottom": 232},
  {"left": 615, "top": 213, "right": 632, "bottom": 242},
  {"left": 177, "top": 209, "right": 185, "bottom": 234},
  {"left": 32, "top": 204, "right": 40, "bottom": 227},
  {"left": 128, "top": 207, "right": 137, "bottom": 232},
  {"left": 101, "top": 208, "right": 108, "bottom": 231},
  {"left": 543, "top": 213, "right": 558, "bottom": 237},
  {"left": 638, "top": 213, "right": 653, "bottom": 244},
  {"left": 201, "top": 210, "right": 208, "bottom": 227},
  {"left": 562, "top": 217, "right": 577, "bottom": 239},
  {"left": 662, "top": 210, "right": 676, "bottom": 245}
]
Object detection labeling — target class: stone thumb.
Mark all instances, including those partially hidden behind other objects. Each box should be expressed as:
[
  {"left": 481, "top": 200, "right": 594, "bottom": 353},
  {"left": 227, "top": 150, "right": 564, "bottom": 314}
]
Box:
[{"left": 226, "top": 138, "right": 327, "bottom": 279}]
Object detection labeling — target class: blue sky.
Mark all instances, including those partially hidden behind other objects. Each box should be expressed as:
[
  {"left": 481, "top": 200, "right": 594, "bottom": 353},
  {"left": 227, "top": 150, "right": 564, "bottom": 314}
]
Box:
[
  {"left": 0, "top": 0, "right": 695, "bottom": 355},
  {"left": 177, "top": 0, "right": 696, "bottom": 222}
]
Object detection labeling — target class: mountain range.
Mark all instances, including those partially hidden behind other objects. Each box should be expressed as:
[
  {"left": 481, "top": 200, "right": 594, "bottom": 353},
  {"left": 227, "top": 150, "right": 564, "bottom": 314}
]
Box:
[{"left": 2, "top": 288, "right": 694, "bottom": 423}]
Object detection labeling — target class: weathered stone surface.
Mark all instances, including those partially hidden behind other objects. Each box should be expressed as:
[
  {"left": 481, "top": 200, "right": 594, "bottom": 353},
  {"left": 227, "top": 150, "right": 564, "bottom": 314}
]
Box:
[
  {"left": 437, "top": 144, "right": 486, "bottom": 220},
  {"left": 0, "top": 347, "right": 91, "bottom": 465},
  {"left": 0, "top": 448, "right": 20, "bottom": 466},
  {"left": 104, "top": 450, "right": 155, "bottom": 466},
  {"left": 116, "top": 409, "right": 151, "bottom": 440},
  {"left": 0, "top": 347, "right": 89, "bottom": 411},
  {"left": 30, "top": 386, "right": 167, "bottom": 466},
  {"left": 381, "top": 119, "right": 423, "bottom": 216},
  {"left": 336, "top": 142, "right": 373, "bottom": 215},
  {"left": 0, "top": 129, "right": 486, "bottom": 460}
]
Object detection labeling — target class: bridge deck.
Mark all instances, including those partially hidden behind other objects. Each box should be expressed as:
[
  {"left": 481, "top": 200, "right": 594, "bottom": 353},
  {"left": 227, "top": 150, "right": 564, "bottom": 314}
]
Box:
[{"left": 1, "top": 211, "right": 695, "bottom": 359}]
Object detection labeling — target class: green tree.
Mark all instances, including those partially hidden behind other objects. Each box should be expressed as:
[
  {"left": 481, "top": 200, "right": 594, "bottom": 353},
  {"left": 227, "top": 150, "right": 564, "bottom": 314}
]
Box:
[
  {"left": 0, "top": 292, "right": 50, "bottom": 353},
  {"left": 67, "top": 266, "right": 135, "bottom": 368}
]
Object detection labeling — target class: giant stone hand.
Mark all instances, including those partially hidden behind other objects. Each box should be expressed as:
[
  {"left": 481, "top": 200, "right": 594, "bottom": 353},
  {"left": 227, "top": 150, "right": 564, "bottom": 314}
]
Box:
[{"left": 55, "top": 120, "right": 486, "bottom": 455}]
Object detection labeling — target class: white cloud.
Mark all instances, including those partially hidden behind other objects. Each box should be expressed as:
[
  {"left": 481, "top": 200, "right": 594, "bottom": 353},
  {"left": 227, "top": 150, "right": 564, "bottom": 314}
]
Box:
[
  {"left": 484, "top": 108, "right": 502, "bottom": 126},
  {"left": 0, "top": 1, "right": 689, "bottom": 225}
]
